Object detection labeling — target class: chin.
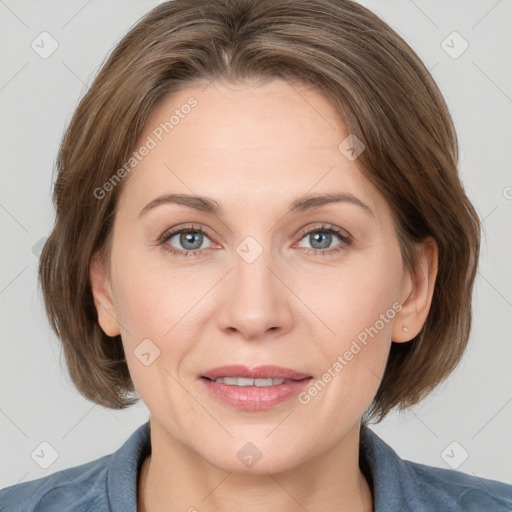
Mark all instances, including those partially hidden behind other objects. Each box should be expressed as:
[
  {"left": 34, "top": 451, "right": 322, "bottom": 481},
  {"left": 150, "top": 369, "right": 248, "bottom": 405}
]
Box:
[{"left": 200, "top": 438, "right": 308, "bottom": 476}]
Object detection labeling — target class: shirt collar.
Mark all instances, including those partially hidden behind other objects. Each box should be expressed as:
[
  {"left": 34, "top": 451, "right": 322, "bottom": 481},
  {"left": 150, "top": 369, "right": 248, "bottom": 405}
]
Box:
[
  {"left": 360, "top": 423, "right": 414, "bottom": 511},
  {"left": 107, "top": 421, "right": 151, "bottom": 512}
]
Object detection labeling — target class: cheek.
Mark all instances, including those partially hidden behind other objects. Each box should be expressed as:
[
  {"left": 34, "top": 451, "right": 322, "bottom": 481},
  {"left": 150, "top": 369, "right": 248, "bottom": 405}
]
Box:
[
  {"left": 302, "top": 298, "right": 396, "bottom": 436},
  {"left": 110, "top": 260, "right": 194, "bottom": 406},
  {"left": 109, "top": 248, "right": 208, "bottom": 380},
  {"left": 303, "top": 251, "right": 403, "bottom": 410},
  {"left": 310, "top": 254, "right": 403, "bottom": 350},
  {"left": 113, "top": 275, "right": 170, "bottom": 339},
  {"left": 109, "top": 240, "right": 184, "bottom": 336}
]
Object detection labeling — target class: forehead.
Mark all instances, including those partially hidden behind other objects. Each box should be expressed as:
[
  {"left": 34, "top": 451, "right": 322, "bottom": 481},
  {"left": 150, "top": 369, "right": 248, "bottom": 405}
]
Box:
[{"left": 118, "top": 79, "right": 386, "bottom": 220}]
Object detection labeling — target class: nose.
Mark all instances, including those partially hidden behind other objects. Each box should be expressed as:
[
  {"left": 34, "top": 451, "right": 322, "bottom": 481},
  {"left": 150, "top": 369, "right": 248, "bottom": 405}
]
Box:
[{"left": 215, "top": 242, "right": 294, "bottom": 340}]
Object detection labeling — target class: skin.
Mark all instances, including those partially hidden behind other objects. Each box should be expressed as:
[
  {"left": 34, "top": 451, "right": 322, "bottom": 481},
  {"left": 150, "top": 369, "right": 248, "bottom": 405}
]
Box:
[{"left": 90, "top": 78, "right": 438, "bottom": 512}]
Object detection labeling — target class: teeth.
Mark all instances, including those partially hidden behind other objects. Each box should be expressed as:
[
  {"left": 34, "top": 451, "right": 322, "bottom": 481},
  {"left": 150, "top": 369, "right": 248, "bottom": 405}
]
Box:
[{"left": 213, "top": 377, "right": 286, "bottom": 387}]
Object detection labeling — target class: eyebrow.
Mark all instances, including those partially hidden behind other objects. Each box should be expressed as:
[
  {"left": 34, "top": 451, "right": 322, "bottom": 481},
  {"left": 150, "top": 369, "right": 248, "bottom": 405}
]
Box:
[{"left": 138, "top": 192, "right": 374, "bottom": 219}]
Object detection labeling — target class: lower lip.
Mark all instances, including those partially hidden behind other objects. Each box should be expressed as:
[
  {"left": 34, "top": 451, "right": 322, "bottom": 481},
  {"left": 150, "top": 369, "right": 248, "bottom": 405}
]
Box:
[{"left": 200, "top": 377, "right": 313, "bottom": 411}]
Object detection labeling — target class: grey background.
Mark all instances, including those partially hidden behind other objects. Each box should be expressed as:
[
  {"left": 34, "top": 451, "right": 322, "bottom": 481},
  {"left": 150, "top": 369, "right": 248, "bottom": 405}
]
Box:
[{"left": 1, "top": 0, "right": 511, "bottom": 490}]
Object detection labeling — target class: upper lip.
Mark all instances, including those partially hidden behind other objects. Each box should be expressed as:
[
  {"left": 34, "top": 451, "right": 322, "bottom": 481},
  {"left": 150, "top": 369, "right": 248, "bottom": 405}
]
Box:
[{"left": 201, "top": 365, "right": 312, "bottom": 381}]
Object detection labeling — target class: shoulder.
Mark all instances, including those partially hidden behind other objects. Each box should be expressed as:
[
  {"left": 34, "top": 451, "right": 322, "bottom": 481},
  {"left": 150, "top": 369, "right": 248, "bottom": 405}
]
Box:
[
  {"left": 402, "top": 458, "right": 512, "bottom": 511},
  {"left": 360, "top": 425, "right": 512, "bottom": 511},
  {"left": 0, "top": 453, "right": 111, "bottom": 512},
  {"left": 0, "top": 421, "right": 150, "bottom": 512}
]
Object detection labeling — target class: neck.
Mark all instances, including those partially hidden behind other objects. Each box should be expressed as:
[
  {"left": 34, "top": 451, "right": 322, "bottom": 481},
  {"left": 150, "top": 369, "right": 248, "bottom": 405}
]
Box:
[{"left": 138, "top": 419, "right": 373, "bottom": 512}]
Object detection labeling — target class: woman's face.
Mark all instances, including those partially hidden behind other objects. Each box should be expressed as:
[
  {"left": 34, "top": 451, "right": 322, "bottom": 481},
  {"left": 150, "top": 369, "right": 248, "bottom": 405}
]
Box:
[{"left": 93, "top": 78, "right": 419, "bottom": 474}]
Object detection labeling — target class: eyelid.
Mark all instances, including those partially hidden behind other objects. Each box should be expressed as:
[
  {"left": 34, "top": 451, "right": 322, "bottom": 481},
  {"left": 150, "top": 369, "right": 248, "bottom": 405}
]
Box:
[
  {"left": 295, "top": 223, "right": 351, "bottom": 242},
  {"left": 158, "top": 222, "right": 352, "bottom": 257},
  {"left": 158, "top": 223, "right": 216, "bottom": 244}
]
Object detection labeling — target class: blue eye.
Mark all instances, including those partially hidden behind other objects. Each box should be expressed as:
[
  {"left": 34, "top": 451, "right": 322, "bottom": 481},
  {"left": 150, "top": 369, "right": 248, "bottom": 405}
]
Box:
[
  {"left": 297, "top": 226, "right": 351, "bottom": 255},
  {"left": 161, "top": 226, "right": 213, "bottom": 257},
  {"left": 159, "top": 223, "right": 351, "bottom": 258}
]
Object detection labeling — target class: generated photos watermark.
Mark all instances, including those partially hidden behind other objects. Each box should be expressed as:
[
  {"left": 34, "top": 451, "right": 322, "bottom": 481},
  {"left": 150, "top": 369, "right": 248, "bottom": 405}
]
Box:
[
  {"left": 298, "top": 301, "right": 403, "bottom": 405},
  {"left": 93, "top": 97, "right": 198, "bottom": 200}
]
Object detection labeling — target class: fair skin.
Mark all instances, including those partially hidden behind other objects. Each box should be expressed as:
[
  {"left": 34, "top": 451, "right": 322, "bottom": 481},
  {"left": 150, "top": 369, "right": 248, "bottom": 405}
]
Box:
[{"left": 90, "top": 79, "right": 437, "bottom": 512}]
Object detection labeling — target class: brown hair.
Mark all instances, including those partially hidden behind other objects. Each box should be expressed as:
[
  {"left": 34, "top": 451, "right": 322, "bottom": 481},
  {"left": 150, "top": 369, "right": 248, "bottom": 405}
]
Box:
[{"left": 39, "top": 0, "right": 480, "bottom": 421}]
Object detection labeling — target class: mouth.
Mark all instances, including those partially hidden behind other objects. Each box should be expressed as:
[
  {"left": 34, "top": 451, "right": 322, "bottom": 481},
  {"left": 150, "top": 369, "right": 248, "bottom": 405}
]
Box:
[
  {"left": 200, "top": 364, "right": 313, "bottom": 384},
  {"left": 201, "top": 376, "right": 308, "bottom": 387},
  {"left": 199, "top": 365, "right": 313, "bottom": 410}
]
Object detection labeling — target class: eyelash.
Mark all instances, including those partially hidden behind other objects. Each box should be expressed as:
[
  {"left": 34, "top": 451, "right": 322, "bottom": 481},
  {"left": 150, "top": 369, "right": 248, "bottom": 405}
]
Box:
[{"left": 158, "top": 223, "right": 352, "bottom": 258}]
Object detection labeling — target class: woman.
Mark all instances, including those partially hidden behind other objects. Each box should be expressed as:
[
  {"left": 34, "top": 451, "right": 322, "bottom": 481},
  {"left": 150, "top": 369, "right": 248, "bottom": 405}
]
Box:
[{"left": 1, "top": 0, "right": 511, "bottom": 510}]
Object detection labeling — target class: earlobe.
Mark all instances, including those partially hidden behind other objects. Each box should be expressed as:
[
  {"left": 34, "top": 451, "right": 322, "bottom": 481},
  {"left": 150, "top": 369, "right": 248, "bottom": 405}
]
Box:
[
  {"left": 392, "top": 237, "right": 438, "bottom": 343},
  {"left": 89, "top": 252, "right": 121, "bottom": 337}
]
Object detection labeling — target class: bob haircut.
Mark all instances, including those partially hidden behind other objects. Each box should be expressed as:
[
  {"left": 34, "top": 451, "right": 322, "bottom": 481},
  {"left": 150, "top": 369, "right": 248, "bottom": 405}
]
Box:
[{"left": 39, "top": 0, "right": 480, "bottom": 422}]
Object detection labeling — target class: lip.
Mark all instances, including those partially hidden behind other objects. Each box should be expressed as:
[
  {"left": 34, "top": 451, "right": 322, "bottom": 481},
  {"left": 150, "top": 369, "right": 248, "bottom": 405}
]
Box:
[
  {"left": 201, "top": 364, "right": 312, "bottom": 381},
  {"left": 199, "top": 365, "right": 313, "bottom": 411}
]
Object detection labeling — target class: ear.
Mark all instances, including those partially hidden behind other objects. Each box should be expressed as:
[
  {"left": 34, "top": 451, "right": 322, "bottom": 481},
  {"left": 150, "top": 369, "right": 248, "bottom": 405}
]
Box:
[
  {"left": 392, "top": 237, "right": 438, "bottom": 343},
  {"left": 89, "top": 251, "right": 121, "bottom": 337}
]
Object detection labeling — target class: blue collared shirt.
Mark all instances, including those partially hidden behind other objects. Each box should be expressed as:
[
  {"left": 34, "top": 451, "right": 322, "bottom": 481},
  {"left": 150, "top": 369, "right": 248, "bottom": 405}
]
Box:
[{"left": 1, "top": 421, "right": 511, "bottom": 511}]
